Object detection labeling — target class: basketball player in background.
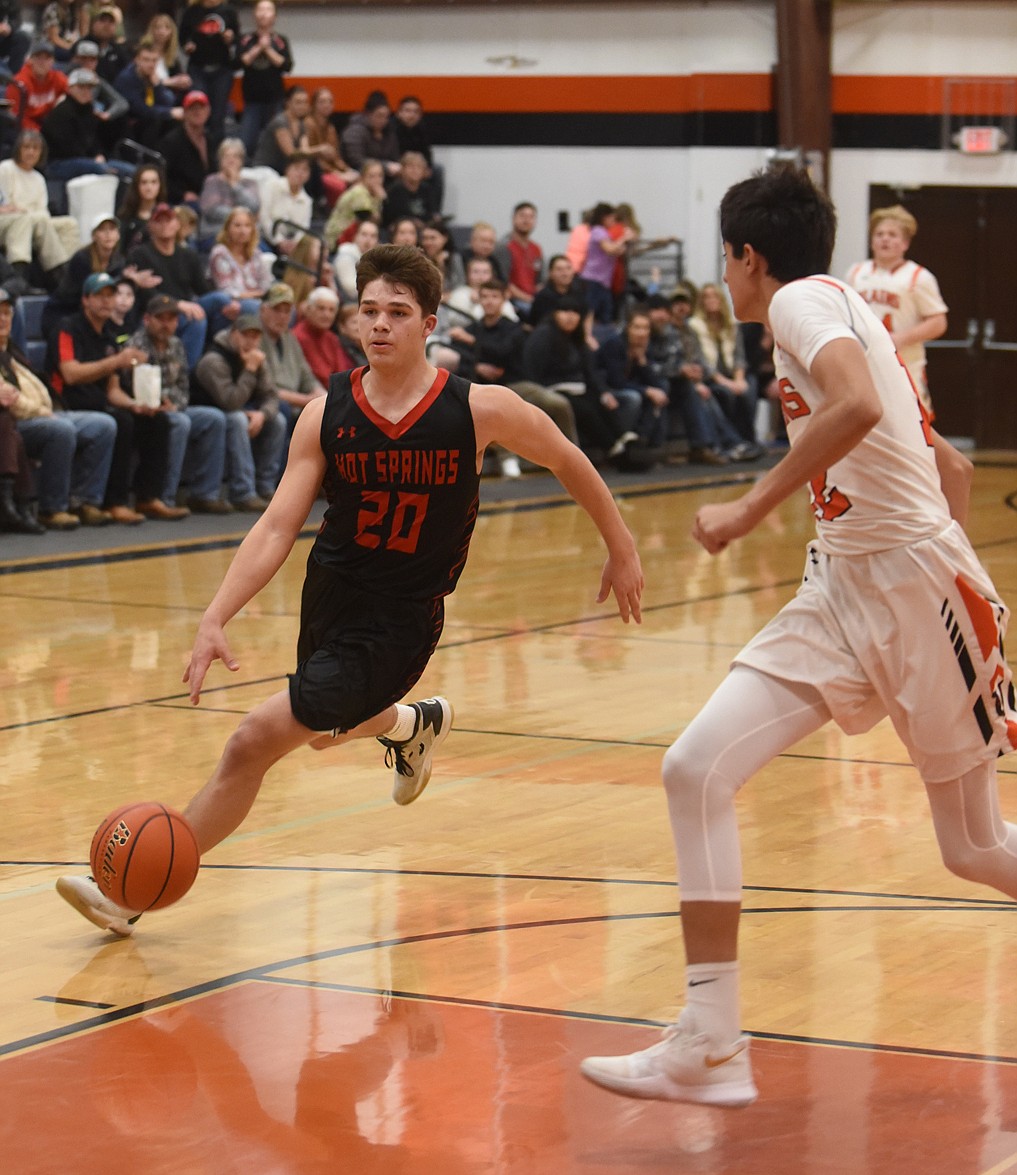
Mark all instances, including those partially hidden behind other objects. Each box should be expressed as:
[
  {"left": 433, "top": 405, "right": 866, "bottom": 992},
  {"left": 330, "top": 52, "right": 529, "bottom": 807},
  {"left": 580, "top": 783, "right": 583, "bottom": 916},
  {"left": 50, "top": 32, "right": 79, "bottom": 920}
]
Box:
[
  {"left": 57, "top": 244, "right": 643, "bottom": 935},
  {"left": 845, "top": 203, "right": 947, "bottom": 417},
  {"left": 581, "top": 167, "right": 1017, "bottom": 1107}
]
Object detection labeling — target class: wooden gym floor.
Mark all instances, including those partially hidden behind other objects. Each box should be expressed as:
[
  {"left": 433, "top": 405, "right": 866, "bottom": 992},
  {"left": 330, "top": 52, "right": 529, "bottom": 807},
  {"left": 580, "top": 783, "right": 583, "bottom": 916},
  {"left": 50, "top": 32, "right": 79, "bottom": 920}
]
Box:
[{"left": 3, "top": 460, "right": 1017, "bottom": 1174}]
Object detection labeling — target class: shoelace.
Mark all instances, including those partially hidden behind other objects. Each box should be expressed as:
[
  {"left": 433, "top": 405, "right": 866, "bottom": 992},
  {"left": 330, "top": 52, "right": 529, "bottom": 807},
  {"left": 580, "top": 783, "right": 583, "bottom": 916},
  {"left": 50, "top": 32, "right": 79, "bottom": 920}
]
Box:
[{"left": 382, "top": 743, "right": 415, "bottom": 777}]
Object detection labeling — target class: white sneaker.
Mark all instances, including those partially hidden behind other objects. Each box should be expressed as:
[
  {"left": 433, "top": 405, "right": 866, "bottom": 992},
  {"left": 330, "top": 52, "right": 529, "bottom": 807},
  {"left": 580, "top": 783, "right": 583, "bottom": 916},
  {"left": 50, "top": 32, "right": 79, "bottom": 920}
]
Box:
[
  {"left": 580, "top": 1011, "right": 758, "bottom": 1106},
  {"left": 499, "top": 456, "right": 522, "bottom": 479},
  {"left": 56, "top": 875, "right": 140, "bottom": 937},
  {"left": 377, "top": 696, "right": 454, "bottom": 805}
]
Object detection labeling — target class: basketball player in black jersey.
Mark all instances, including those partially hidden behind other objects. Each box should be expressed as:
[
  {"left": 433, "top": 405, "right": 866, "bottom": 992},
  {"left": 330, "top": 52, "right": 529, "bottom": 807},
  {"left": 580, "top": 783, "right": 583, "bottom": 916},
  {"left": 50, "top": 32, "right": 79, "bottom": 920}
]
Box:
[{"left": 57, "top": 244, "right": 644, "bottom": 936}]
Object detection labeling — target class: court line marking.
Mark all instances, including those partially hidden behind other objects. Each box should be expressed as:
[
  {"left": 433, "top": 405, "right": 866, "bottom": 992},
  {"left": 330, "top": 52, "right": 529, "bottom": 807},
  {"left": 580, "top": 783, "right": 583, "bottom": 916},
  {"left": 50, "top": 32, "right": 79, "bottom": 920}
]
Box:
[{"left": 7, "top": 909, "right": 1017, "bottom": 1067}]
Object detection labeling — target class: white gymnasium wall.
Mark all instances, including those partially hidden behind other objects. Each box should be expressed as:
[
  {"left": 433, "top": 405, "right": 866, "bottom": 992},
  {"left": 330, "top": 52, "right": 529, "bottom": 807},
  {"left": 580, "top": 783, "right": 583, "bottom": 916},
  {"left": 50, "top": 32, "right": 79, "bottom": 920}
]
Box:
[{"left": 275, "top": 2, "right": 1017, "bottom": 285}]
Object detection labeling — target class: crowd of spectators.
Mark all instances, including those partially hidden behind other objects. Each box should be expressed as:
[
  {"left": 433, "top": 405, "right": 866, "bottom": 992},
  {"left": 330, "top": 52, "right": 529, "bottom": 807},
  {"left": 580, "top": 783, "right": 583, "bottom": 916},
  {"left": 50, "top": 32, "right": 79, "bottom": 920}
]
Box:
[{"left": 0, "top": 0, "right": 776, "bottom": 540}]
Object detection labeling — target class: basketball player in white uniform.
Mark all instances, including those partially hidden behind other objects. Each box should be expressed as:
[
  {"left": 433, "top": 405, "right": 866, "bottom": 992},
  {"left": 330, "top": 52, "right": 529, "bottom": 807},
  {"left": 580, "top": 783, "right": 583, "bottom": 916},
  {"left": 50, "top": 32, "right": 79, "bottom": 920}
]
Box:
[
  {"left": 845, "top": 204, "right": 947, "bottom": 416},
  {"left": 581, "top": 167, "right": 1017, "bottom": 1108}
]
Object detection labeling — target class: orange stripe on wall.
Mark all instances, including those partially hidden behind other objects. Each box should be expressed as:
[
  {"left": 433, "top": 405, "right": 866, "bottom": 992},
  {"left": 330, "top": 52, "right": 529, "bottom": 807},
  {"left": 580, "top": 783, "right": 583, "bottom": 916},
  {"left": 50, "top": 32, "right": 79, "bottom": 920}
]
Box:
[
  {"left": 834, "top": 75, "right": 1016, "bottom": 117},
  {"left": 232, "top": 72, "right": 1012, "bottom": 117},
  {"left": 266, "top": 73, "right": 774, "bottom": 114}
]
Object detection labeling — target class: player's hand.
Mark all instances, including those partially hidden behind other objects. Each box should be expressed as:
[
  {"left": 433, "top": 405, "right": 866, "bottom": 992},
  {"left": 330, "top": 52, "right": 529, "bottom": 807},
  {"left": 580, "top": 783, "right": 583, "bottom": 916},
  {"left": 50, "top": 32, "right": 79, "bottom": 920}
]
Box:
[
  {"left": 597, "top": 548, "right": 644, "bottom": 624},
  {"left": 183, "top": 619, "right": 239, "bottom": 705},
  {"left": 693, "top": 500, "right": 752, "bottom": 555}
]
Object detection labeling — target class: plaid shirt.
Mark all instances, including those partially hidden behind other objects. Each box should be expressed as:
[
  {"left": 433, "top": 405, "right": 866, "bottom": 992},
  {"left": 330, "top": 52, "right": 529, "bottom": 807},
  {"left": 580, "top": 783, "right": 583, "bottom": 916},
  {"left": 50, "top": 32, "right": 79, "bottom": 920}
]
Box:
[{"left": 127, "top": 325, "right": 190, "bottom": 409}]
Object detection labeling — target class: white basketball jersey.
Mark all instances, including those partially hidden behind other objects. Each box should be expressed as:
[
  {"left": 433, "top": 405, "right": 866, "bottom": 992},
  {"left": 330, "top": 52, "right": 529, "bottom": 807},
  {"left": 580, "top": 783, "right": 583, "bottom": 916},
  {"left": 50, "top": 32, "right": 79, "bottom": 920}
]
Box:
[
  {"left": 769, "top": 276, "right": 951, "bottom": 556},
  {"left": 844, "top": 258, "right": 948, "bottom": 372}
]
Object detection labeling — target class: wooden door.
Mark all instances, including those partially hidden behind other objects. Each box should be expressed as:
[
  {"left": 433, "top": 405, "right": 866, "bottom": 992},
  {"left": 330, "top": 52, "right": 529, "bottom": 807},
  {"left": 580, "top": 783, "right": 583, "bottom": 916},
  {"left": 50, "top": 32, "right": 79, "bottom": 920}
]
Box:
[{"left": 867, "top": 184, "right": 1017, "bottom": 448}]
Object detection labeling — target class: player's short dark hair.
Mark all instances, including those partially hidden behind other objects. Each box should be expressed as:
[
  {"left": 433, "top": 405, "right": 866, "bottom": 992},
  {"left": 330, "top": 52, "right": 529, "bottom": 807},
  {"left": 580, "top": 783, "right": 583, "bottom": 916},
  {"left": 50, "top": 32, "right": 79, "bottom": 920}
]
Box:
[
  {"left": 719, "top": 165, "right": 836, "bottom": 283},
  {"left": 356, "top": 244, "right": 442, "bottom": 317}
]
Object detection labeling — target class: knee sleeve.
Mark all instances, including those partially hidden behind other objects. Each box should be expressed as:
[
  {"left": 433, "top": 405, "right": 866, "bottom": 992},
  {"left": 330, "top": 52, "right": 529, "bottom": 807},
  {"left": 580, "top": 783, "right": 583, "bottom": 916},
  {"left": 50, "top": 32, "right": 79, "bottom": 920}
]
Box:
[{"left": 664, "top": 667, "right": 829, "bottom": 902}]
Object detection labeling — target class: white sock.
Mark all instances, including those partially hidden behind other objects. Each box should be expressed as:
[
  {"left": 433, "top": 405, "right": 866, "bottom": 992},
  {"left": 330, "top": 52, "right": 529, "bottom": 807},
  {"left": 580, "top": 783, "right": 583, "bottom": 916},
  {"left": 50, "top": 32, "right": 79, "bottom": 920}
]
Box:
[
  {"left": 382, "top": 704, "right": 417, "bottom": 742},
  {"left": 684, "top": 961, "right": 740, "bottom": 1044}
]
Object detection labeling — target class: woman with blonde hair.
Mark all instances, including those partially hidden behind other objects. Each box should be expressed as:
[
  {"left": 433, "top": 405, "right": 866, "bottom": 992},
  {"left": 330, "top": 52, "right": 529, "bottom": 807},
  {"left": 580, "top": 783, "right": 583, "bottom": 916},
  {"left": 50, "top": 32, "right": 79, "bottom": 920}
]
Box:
[
  {"left": 689, "top": 281, "right": 758, "bottom": 446},
  {"left": 208, "top": 207, "right": 269, "bottom": 307},
  {"left": 305, "top": 87, "right": 358, "bottom": 209},
  {"left": 283, "top": 232, "right": 337, "bottom": 314},
  {"left": 144, "top": 11, "right": 191, "bottom": 93}
]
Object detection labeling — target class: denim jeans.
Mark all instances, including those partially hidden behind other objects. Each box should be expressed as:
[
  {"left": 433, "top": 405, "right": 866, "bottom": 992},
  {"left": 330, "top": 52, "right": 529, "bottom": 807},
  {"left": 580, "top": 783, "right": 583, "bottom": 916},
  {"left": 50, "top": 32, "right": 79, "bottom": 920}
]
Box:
[
  {"left": 46, "top": 158, "right": 136, "bottom": 183},
  {"left": 177, "top": 292, "right": 239, "bottom": 369},
  {"left": 16, "top": 410, "right": 116, "bottom": 512},
  {"left": 239, "top": 99, "right": 280, "bottom": 158},
  {"left": 162, "top": 405, "right": 227, "bottom": 502},
  {"left": 224, "top": 408, "right": 286, "bottom": 501}
]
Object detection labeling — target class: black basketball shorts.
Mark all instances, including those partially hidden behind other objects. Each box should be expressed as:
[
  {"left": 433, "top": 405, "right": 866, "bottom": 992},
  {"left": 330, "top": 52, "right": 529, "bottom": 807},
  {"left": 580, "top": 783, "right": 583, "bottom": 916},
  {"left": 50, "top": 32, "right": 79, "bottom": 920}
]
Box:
[{"left": 288, "top": 557, "right": 445, "bottom": 734}]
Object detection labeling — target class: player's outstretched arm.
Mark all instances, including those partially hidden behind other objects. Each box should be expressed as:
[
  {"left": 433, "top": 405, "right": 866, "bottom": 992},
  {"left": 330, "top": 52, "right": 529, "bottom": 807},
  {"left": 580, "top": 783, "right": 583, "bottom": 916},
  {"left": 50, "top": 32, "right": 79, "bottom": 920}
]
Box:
[
  {"left": 183, "top": 399, "right": 328, "bottom": 704},
  {"left": 470, "top": 385, "right": 643, "bottom": 622}
]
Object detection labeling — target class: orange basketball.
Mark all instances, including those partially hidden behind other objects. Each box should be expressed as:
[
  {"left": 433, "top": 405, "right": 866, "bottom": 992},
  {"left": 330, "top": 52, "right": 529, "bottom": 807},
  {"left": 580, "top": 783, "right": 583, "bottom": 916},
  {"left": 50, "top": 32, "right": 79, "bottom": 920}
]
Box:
[{"left": 90, "top": 802, "right": 199, "bottom": 912}]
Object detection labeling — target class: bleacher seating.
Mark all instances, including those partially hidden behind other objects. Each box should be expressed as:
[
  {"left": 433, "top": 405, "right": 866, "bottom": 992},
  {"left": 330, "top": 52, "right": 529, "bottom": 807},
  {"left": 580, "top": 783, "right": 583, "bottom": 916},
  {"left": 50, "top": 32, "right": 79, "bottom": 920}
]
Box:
[{"left": 15, "top": 293, "right": 49, "bottom": 369}]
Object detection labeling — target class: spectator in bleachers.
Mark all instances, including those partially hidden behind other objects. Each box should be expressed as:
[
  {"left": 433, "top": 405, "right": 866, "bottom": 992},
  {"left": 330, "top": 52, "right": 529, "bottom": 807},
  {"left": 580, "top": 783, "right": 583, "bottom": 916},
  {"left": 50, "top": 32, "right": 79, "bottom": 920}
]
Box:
[
  {"left": 0, "top": 382, "right": 46, "bottom": 532},
  {"left": 281, "top": 232, "right": 336, "bottom": 312},
  {"left": 178, "top": 0, "right": 240, "bottom": 144},
  {"left": 126, "top": 291, "right": 229, "bottom": 514},
  {"left": 259, "top": 152, "right": 312, "bottom": 255},
  {"left": 388, "top": 217, "right": 419, "bottom": 247},
  {"left": 305, "top": 87, "right": 357, "bottom": 209},
  {"left": 2, "top": 287, "right": 116, "bottom": 530},
  {"left": 291, "top": 286, "right": 353, "bottom": 387},
  {"left": 48, "top": 271, "right": 172, "bottom": 524},
  {"left": 144, "top": 11, "right": 191, "bottom": 96},
  {"left": 115, "top": 164, "right": 166, "bottom": 253},
  {"left": 252, "top": 82, "right": 308, "bottom": 174},
  {"left": 8, "top": 41, "right": 67, "bottom": 132},
  {"left": 529, "top": 253, "right": 588, "bottom": 328},
  {"left": 208, "top": 206, "right": 269, "bottom": 304},
  {"left": 392, "top": 95, "right": 443, "bottom": 211},
  {"left": 455, "top": 278, "right": 578, "bottom": 449},
  {"left": 581, "top": 202, "right": 634, "bottom": 323},
  {"left": 340, "top": 90, "right": 401, "bottom": 180},
  {"left": 596, "top": 308, "right": 669, "bottom": 457},
  {"left": 65, "top": 39, "right": 128, "bottom": 151},
  {"left": 502, "top": 201, "right": 543, "bottom": 321},
  {"left": 127, "top": 202, "right": 237, "bottom": 369},
  {"left": 86, "top": 6, "right": 128, "bottom": 84},
  {"left": 199, "top": 137, "right": 260, "bottom": 243},
  {"left": 335, "top": 302, "right": 366, "bottom": 368},
  {"left": 109, "top": 275, "right": 137, "bottom": 340},
  {"left": 192, "top": 311, "right": 285, "bottom": 511},
  {"left": 0, "top": 2, "right": 30, "bottom": 80},
  {"left": 381, "top": 151, "right": 437, "bottom": 237},
  {"left": 461, "top": 220, "right": 507, "bottom": 282},
  {"left": 175, "top": 203, "right": 199, "bottom": 248},
  {"left": 447, "top": 256, "right": 518, "bottom": 325},
  {"left": 322, "top": 158, "right": 384, "bottom": 253},
  {"left": 0, "top": 130, "right": 79, "bottom": 287},
  {"left": 78, "top": 3, "right": 125, "bottom": 44},
  {"left": 43, "top": 212, "right": 161, "bottom": 339},
  {"left": 334, "top": 219, "right": 378, "bottom": 302},
  {"left": 419, "top": 219, "right": 462, "bottom": 294},
  {"left": 523, "top": 294, "right": 629, "bottom": 460},
  {"left": 258, "top": 280, "right": 324, "bottom": 431},
  {"left": 40, "top": 67, "right": 135, "bottom": 183},
  {"left": 39, "top": 0, "right": 77, "bottom": 63},
  {"left": 159, "top": 89, "right": 215, "bottom": 205},
  {"left": 114, "top": 37, "right": 182, "bottom": 147},
  {"left": 237, "top": 0, "right": 292, "bottom": 158},
  {"left": 688, "top": 280, "right": 758, "bottom": 447}
]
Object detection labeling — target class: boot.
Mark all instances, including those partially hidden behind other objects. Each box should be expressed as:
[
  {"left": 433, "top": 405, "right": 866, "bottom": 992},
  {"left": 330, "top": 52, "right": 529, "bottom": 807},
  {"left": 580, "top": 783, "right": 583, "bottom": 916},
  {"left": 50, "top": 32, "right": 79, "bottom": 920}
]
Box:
[{"left": 0, "top": 476, "right": 46, "bottom": 535}]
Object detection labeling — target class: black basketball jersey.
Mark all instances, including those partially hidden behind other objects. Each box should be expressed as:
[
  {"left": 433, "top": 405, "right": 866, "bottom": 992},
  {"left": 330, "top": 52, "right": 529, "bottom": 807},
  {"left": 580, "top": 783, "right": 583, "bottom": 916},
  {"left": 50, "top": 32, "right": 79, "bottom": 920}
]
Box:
[{"left": 312, "top": 366, "right": 481, "bottom": 600}]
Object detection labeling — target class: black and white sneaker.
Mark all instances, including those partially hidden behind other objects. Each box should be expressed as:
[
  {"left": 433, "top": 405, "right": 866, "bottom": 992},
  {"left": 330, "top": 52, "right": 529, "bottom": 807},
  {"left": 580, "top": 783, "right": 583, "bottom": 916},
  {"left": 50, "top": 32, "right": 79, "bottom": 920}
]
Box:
[{"left": 377, "top": 697, "right": 454, "bottom": 805}]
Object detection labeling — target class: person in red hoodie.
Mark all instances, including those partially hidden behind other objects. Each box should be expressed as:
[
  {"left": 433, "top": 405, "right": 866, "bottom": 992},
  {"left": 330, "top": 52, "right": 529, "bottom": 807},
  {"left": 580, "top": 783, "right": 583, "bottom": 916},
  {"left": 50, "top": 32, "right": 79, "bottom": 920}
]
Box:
[
  {"left": 291, "top": 286, "right": 353, "bottom": 388},
  {"left": 7, "top": 40, "right": 67, "bottom": 131}
]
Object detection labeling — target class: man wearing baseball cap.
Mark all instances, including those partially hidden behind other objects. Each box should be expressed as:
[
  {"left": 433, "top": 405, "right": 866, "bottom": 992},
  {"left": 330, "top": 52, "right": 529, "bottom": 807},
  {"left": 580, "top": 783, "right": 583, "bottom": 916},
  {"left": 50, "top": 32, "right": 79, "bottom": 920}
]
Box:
[
  {"left": 127, "top": 202, "right": 237, "bottom": 369},
  {"left": 126, "top": 292, "right": 229, "bottom": 515},
  {"left": 40, "top": 67, "right": 135, "bottom": 183},
  {"left": 7, "top": 41, "right": 66, "bottom": 131},
  {"left": 47, "top": 271, "right": 175, "bottom": 524},
  {"left": 68, "top": 39, "right": 128, "bottom": 137},
  {"left": 159, "top": 90, "right": 214, "bottom": 205}
]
